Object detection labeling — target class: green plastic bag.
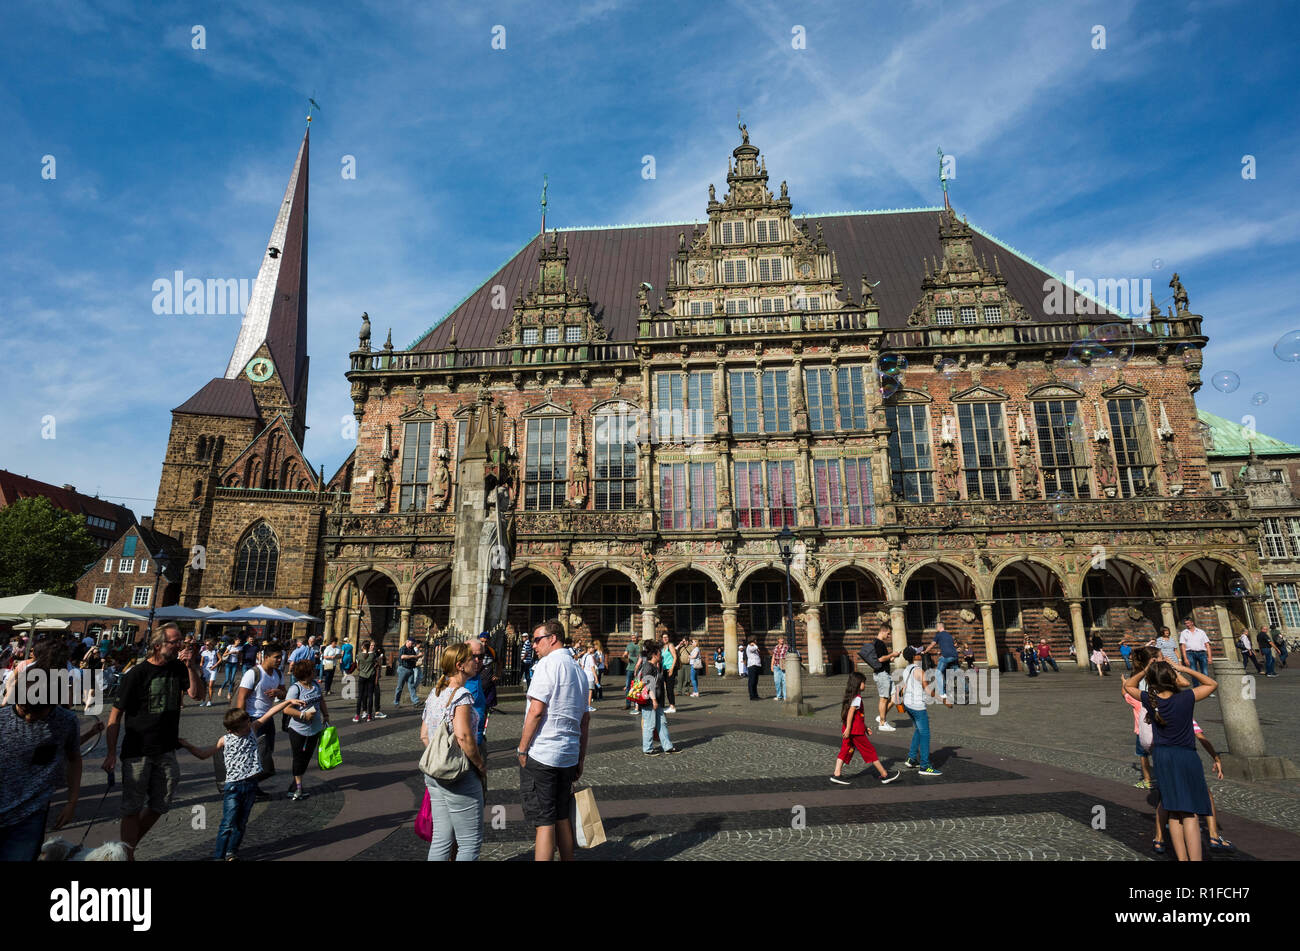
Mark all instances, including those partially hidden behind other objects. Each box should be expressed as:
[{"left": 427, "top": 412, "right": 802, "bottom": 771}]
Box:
[{"left": 317, "top": 725, "right": 342, "bottom": 771}]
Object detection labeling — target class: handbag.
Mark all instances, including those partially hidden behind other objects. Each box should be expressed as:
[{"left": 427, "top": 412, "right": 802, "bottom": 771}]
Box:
[
  {"left": 419, "top": 688, "right": 471, "bottom": 782},
  {"left": 414, "top": 788, "right": 433, "bottom": 842}
]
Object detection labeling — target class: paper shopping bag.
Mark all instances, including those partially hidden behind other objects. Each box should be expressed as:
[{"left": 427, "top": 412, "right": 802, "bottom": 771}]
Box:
[{"left": 570, "top": 786, "right": 606, "bottom": 848}]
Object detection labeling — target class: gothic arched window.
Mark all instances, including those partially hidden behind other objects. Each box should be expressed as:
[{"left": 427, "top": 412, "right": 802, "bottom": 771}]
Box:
[{"left": 233, "top": 522, "right": 278, "bottom": 594}]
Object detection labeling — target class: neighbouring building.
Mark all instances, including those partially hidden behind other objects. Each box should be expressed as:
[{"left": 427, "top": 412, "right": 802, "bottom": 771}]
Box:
[
  {"left": 71, "top": 517, "right": 184, "bottom": 639},
  {"left": 1199, "top": 410, "right": 1300, "bottom": 639},
  {"left": 0, "top": 470, "right": 135, "bottom": 550}
]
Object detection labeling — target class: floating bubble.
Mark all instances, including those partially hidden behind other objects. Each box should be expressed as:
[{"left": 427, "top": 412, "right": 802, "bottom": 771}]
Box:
[
  {"left": 1151, "top": 258, "right": 1163, "bottom": 270},
  {"left": 1211, "top": 371, "right": 1240, "bottom": 393},
  {"left": 935, "top": 357, "right": 958, "bottom": 377},
  {"left": 1046, "top": 490, "right": 1070, "bottom": 517},
  {"left": 1229, "top": 578, "right": 1248, "bottom": 598},
  {"left": 1251, "top": 392, "right": 1268, "bottom": 405},
  {"left": 1061, "top": 322, "right": 1134, "bottom": 380},
  {"left": 1274, "top": 330, "right": 1300, "bottom": 362},
  {"left": 879, "top": 377, "right": 901, "bottom": 399},
  {"left": 878, "top": 352, "right": 908, "bottom": 376}
]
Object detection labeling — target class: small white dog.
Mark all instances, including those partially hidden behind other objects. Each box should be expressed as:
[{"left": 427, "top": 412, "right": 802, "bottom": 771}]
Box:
[{"left": 39, "top": 837, "right": 130, "bottom": 861}]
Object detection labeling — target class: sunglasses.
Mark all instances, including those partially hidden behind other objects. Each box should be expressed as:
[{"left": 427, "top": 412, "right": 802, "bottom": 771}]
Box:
[{"left": 531, "top": 634, "right": 554, "bottom": 645}]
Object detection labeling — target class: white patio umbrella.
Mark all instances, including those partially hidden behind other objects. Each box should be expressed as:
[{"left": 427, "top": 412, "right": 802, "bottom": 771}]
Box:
[
  {"left": 0, "top": 591, "right": 145, "bottom": 624},
  {"left": 13, "top": 618, "right": 71, "bottom": 631}
]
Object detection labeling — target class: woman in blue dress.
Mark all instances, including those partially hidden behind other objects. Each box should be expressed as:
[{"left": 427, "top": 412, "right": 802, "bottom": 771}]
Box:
[{"left": 1122, "top": 659, "right": 1216, "bottom": 861}]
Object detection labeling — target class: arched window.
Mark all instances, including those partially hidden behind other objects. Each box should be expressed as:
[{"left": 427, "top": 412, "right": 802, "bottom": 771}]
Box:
[
  {"left": 234, "top": 523, "right": 278, "bottom": 594},
  {"left": 214, "top": 435, "right": 225, "bottom": 462},
  {"left": 192, "top": 479, "right": 203, "bottom": 500},
  {"left": 196, "top": 435, "right": 208, "bottom": 459}
]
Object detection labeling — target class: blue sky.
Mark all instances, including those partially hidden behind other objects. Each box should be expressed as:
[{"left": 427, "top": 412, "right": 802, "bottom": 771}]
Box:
[{"left": 2, "top": 0, "right": 1298, "bottom": 516}]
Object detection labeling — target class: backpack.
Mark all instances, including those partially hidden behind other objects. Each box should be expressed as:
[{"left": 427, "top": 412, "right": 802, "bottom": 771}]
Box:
[{"left": 859, "top": 641, "right": 884, "bottom": 673}]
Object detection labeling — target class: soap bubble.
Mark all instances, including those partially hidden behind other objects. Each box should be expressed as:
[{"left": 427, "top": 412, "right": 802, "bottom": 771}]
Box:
[
  {"left": 1062, "top": 322, "right": 1134, "bottom": 379},
  {"left": 1211, "top": 371, "right": 1240, "bottom": 393},
  {"left": 878, "top": 353, "right": 908, "bottom": 376},
  {"left": 935, "top": 357, "right": 958, "bottom": 377},
  {"left": 1251, "top": 392, "right": 1268, "bottom": 405},
  {"left": 1228, "top": 578, "right": 1248, "bottom": 598},
  {"left": 1046, "top": 490, "right": 1070, "bottom": 517},
  {"left": 1274, "top": 330, "right": 1300, "bottom": 362},
  {"left": 879, "top": 376, "right": 902, "bottom": 399}
]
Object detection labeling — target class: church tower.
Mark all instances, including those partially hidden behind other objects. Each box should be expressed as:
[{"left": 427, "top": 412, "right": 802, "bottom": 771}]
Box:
[{"left": 153, "top": 126, "right": 313, "bottom": 553}]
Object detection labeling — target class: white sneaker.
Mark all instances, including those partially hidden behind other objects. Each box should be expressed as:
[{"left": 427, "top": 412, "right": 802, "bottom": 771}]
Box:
[
  {"left": 665, "top": 706, "right": 676, "bottom": 713},
  {"left": 877, "top": 720, "right": 897, "bottom": 732},
  {"left": 587, "top": 706, "right": 597, "bottom": 712}
]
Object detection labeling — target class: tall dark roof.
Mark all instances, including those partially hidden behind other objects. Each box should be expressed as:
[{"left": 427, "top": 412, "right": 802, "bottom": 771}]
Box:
[
  {"left": 180, "top": 128, "right": 310, "bottom": 417},
  {"left": 172, "top": 377, "right": 260, "bottom": 419},
  {"left": 412, "top": 210, "right": 1102, "bottom": 351}
]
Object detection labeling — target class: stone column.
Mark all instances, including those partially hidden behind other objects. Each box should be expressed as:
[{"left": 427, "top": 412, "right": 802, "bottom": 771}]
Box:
[
  {"left": 323, "top": 606, "right": 335, "bottom": 642},
  {"left": 641, "top": 608, "right": 657, "bottom": 643},
  {"left": 558, "top": 604, "right": 572, "bottom": 640},
  {"left": 804, "top": 602, "right": 825, "bottom": 676},
  {"left": 1069, "top": 599, "right": 1090, "bottom": 669},
  {"left": 398, "top": 607, "right": 411, "bottom": 643},
  {"left": 723, "top": 606, "right": 740, "bottom": 676},
  {"left": 979, "top": 600, "right": 999, "bottom": 670},
  {"left": 1159, "top": 600, "right": 1178, "bottom": 637},
  {"left": 1213, "top": 601, "right": 1237, "bottom": 662},
  {"left": 888, "top": 601, "right": 907, "bottom": 669},
  {"left": 348, "top": 608, "right": 361, "bottom": 644}
]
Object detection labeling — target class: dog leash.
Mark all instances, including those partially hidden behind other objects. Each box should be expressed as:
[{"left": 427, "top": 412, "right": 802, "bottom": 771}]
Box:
[{"left": 70, "top": 768, "right": 117, "bottom": 857}]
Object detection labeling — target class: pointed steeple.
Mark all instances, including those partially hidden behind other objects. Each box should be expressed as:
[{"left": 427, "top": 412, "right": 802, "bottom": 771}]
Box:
[{"left": 224, "top": 126, "right": 310, "bottom": 406}]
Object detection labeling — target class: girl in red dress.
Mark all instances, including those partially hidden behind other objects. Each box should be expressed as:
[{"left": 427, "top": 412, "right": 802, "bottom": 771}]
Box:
[{"left": 831, "top": 672, "right": 901, "bottom": 786}]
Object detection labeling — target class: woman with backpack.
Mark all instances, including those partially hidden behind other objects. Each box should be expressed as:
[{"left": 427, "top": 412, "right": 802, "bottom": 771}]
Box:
[
  {"left": 633, "top": 641, "right": 678, "bottom": 755},
  {"left": 284, "top": 658, "right": 329, "bottom": 800}
]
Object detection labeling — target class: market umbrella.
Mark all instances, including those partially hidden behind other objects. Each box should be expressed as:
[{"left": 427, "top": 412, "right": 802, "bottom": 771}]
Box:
[
  {"left": 13, "top": 618, "right": 71, "bottom": 631},
  {"left": 203, "top": 605, "right": 303, "bottom": 623},
  {"left": 0, "top": 591, "right": 144, "bottom": 623}
]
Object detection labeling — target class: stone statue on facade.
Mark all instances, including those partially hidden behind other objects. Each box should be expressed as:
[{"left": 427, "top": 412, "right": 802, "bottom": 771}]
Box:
[
  {"left": 940, "top": 446, "right": 961, "bottom": 501},
  {"left": 373, "top": 463, "right": 391, "bottom": 513},
  {"left": 1017, "top": 442, "right": 1041, "bottom": 500},
  {"left": 1169, "top": 273, "right": 1189, "bottom": 313},
  {"left": 1094, "top": 439, "right": 1117, "bottom": 497},
  {"left": 640, "top": 542, "right": 658, "bottom": 587},
  {"left": 568, "top": 448, "right": 589, "bottom": 508},
  {"left": 358, "top": 312, "right": 371, "bottom": 351},
  {"left": 430, "top": 451, "right": 451, "bottom": 510}
]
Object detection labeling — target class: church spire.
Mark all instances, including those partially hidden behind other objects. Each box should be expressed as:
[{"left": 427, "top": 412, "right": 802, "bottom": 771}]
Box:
[{"left": 223, "top": 126, "right": 310, "bottom": 407}]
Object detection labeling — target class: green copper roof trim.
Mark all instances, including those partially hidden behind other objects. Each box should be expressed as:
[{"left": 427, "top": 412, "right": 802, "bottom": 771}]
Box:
[{"left": 1198, "top": 410, "right": 1300, "bottom": 457}]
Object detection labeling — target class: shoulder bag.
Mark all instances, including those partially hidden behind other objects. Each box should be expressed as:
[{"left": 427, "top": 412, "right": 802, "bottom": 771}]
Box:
[{"left": 418, "top": 688, "right": 471, "bottom": 782}]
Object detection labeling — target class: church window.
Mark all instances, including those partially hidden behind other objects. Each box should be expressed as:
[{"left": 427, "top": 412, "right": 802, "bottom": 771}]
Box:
[
  {"left": 524, "top": 418, "right": 568, "bottom": 511},
  {"left": 234, "top": 522, "right": 278, "bottom": 594},
  {"left": 957, "top": 402, "right": 1013, "bottom": 500}
]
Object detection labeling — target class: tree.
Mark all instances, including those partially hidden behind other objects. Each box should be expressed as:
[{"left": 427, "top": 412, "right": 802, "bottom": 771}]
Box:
[{"left": 0, "top": 497, "right": 101, "bottom": 597}]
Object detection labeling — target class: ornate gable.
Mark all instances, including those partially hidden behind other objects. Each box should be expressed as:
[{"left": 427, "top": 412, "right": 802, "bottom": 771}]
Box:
[
  {"left": 218, "top": 414, "right": 318, "bottom": 490},
  {"left": 951, "top": 384, "right": 1010, "bottom": 402},
  {"left": 906, "top": 208, "right": 1031, "bottom": 328},
  {"left": 496, "top": 231, "right": 607, "bottom": 348},
  {"left": 1026, "top": 382, "right": 1084, "bottom": 399},
  {"left": 1101, "top": 382, "right": 1149, "bottom": 398}
]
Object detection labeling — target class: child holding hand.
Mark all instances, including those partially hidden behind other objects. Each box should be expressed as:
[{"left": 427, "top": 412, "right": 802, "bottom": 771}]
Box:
[
  {"left": 831, "top": 672, "right": 900, "bottom": 786},
  {"left": 181, "top": 696, "right": 302, "bottom": 861}
]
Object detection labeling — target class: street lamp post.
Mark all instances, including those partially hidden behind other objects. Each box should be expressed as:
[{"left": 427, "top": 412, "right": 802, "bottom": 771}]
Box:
[
  {"left": 146, "top": 552, "right": 170, "bottom": 640},
  {"left": 776, "top": 526, "right": 807, "bottom": 714},
  {"left": 776, "top": 526, "right": 797, "bottom": 655}
]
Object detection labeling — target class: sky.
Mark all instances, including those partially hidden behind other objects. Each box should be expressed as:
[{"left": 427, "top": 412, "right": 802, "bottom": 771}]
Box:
[{"left": 2, "top": 0, "right": 1298, "bottom": 517}]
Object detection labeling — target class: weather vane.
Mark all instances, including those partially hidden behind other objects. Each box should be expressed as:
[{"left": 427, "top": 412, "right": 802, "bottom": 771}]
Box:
[
  {"left": 307, "top": 93, "right": 322, "bottom": 124},
  {"left": 937, "top": 146, "right": 951, "bottom": 208}
]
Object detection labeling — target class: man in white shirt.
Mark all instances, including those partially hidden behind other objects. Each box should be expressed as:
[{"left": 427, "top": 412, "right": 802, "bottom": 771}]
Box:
[
  {"left": 235, "top": 646, "right": 286, "bottom": 798},
  {"left": 1178, "top": 618, "right": 1212, "bottom": 676},
  {"left": 516, "top": 619, "right": 591, "bottom": 862}
]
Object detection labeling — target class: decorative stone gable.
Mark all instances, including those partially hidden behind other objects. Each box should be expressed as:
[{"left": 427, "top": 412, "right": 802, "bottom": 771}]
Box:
[
  {"left": 907, "top": 208, "right": 1030, "bottom": 327},
  {"left": 496, "top": 230, "right": 606, "bottom": 347}
]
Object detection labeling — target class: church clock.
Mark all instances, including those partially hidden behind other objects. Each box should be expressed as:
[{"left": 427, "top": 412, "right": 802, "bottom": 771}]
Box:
[{"left": 245, "top": 357, "right": 275, "bottom": 382}]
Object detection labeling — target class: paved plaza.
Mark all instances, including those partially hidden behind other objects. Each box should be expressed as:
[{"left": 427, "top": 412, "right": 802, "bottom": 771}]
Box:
[{"left": 57, "top": 666, "right": 1300, "bottom": 862}]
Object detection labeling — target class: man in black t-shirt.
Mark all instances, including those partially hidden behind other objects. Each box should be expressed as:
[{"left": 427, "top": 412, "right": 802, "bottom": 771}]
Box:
[{"left": 103, "top": 622, "right": 204, "bottom": 857}]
